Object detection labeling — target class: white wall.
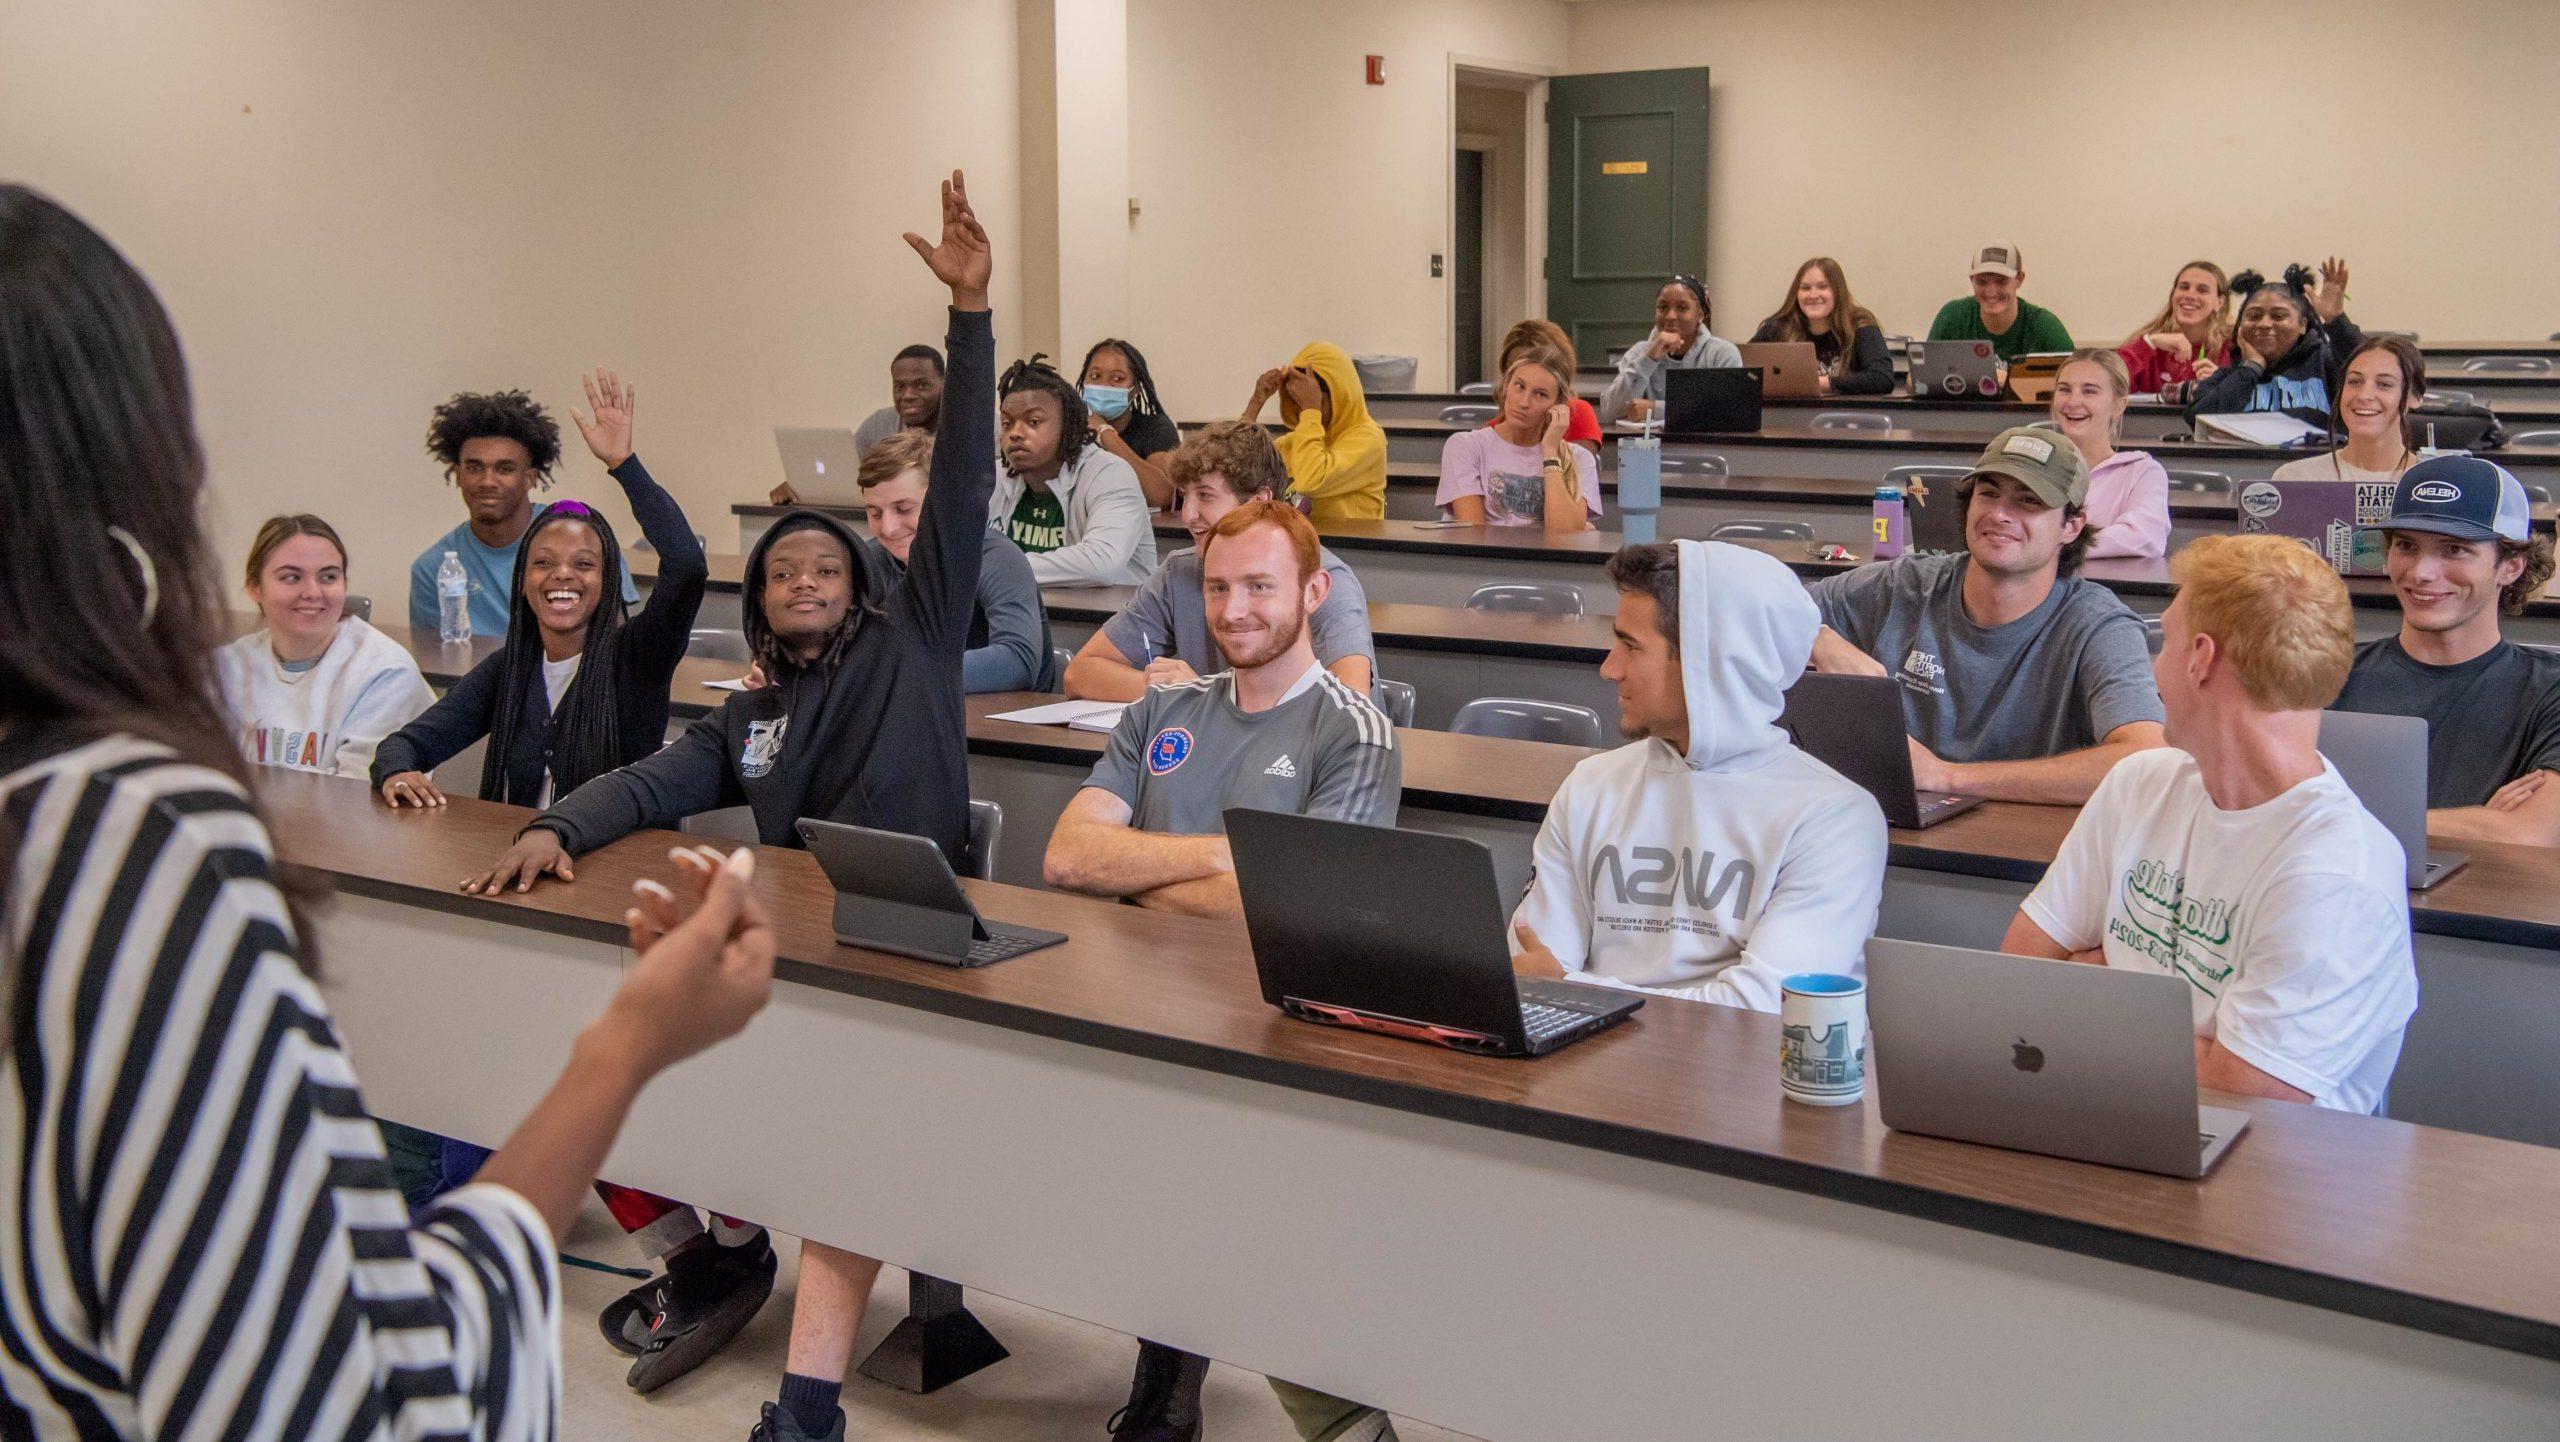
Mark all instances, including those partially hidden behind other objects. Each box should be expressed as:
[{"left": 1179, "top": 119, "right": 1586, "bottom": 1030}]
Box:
[
  {"left": 1566, "top": 0, "right": 2560, "bottom": 349},
  {"left": 1125, "top": 0, "right": 1569, "bottom": 408},
  {"left": 2, "top": 0, "right": 1023, "bottom": 593}
]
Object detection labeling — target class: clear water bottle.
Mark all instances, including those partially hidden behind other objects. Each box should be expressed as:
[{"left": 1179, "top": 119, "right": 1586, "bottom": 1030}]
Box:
[
  {"left": 1871, "top": 486, "right": 1907, "bottom": 558},
  {"left": 436, "top": 551, "right": 471, "bottom": 645}
]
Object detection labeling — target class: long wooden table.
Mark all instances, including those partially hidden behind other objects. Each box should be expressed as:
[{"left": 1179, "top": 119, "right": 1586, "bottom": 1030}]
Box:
[{"left": 263, "top": 769, "right": 2560, "bottom": 1437}]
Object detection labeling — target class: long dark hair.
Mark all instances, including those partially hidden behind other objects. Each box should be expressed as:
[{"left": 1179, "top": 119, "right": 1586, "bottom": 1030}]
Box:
[
  {"left": 2325, "top": 335, "right": 2427, "bottom": 472},
  {"left": 1000, "top": 353, "right": 1091, "bottom": 470},
  {"left": 1078, "top": 337, "right": 1168, "bottom": 420},
  {"left": 1758, "top": 257, "right": 1879, "bottom": 345},
  {"left": 481, "top": 499, "right": 631, "bottom": 800},
  {"left": 0, "top": 185, "right": 304, "bottom": 987}
]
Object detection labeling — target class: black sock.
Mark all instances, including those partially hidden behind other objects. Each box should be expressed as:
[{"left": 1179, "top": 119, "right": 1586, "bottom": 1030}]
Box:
[
  {"left": 778, "top": 1372, "right": 841, "bottom": 1435},
  {"left": 664, "top": 1229, "right": 767, "bottom": 1304}
]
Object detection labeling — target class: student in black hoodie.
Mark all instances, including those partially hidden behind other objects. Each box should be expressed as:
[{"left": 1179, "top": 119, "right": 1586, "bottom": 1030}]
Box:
[
  {"left": 2185, "top": 259, "right": 2363, "bottom": 429},
  {"left": 468, "top": 171, "right": 995, "bottom": 888}
]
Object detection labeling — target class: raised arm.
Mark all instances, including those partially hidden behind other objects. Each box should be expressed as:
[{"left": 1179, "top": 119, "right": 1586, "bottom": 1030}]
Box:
[
  {"left": 896, "top": 170, "right": 998, "bottom": 653},
  {"left": 572, "top": 367, "right": 707, "bottom": 661}
]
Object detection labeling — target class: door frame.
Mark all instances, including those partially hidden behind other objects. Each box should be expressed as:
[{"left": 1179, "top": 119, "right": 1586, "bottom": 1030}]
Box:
[
  {"left": 1446, "top": 55, "right": 1554, "bottom": 393},
  {"left": 1453, "top": 129, "right": 1496, "bottom": 386}
]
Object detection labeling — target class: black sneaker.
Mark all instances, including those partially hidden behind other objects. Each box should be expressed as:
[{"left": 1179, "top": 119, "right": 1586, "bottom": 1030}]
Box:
[
  {"left": 1106, "top": 1340, "right": 1210, "bottom": 1440},
  {"left": 625, "top": 1239, "right": 779, "bottom": 1392},
  {"left": 748, "top": 1400, "right": 845, "bottom": 1442},
  {"left": 598, "top": 1274, "right": 669, "bottom": 1357}
]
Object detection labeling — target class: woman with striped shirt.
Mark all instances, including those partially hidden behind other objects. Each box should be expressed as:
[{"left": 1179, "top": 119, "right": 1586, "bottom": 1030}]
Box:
[{"left": 0, "top": 185, "right": 775, "bottom": 1438}]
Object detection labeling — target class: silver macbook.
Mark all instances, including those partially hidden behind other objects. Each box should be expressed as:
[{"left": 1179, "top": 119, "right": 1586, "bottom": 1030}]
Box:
[
  {"left": 1867, "top": 938, "right": 2250, "bottom": 1178},
  {"left": 773, "top": 426, "right": 866, "bottom": 508},
  {"left": 2316, "top": 709, "right": 2466, "bottom": 889}
]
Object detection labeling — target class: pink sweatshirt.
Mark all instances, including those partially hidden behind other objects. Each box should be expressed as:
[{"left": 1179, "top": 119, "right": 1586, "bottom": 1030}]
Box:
[{"left": 2082, "top": 450, "right": 2170, "bottom": 559}]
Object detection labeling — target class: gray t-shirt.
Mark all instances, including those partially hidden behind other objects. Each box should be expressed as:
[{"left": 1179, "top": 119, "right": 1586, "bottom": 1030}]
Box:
[
  {"left": 1084, "top": 667, "right": 1400, "bottom": 836},
  {"left": 1807, "top": 552, "right": 2164, "bottom": 763},
  {"left": 1099, "top": 546, "right": 1376, "bottom": 677},
  {"left": 853, "top": 405, "right": 906, "bottom": 458}
]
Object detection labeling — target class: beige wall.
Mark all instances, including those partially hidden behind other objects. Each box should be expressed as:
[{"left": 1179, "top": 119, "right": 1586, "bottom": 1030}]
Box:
[
  {"left": 1125, "top": 0, "right": 1568, "bottom": 408},
  {"left": 1567, "top": 0, "right": 2560, "bottom": 350},
  {"left": 2, "top": 0, "right": 1024, "bottom": 595}
]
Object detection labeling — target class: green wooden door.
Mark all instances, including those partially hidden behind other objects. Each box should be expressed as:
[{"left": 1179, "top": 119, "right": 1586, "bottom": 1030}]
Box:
[{"left": 1545, "top": 67, "right": 1709, "bottom": 370}]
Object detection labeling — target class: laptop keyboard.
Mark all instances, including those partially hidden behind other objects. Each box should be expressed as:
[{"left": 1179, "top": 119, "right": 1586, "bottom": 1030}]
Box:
[
  {"left": 966, "top": 932, "right": 1052, "bottom": 965},
  {"left": 1520, "top": 1001, "right": 1590, "bottom": 1045}
]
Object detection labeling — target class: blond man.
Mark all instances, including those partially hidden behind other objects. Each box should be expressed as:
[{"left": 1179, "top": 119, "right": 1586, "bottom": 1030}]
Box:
[{"left": 2001, "top": 535, "right": 2417, "bottom": 1113}]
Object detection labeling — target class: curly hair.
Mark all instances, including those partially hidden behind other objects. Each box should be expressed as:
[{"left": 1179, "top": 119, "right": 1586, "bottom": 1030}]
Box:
[
  {"left": 1168, "top": 419, "right": 1289, "bottom": 499},
  {"left": 2499, "top": 534, "right": 2557, "bottom": 617},
  {"left": 425, "top": 389, "right": 561, "bottom": 485},
  {"left": 999, "top": 353, "right": 1090, "bottom": 473}
]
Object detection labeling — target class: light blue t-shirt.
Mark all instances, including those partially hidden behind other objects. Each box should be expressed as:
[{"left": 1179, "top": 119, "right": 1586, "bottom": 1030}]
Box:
[{"left": 407, "top": 507, "right": 639, "bottom": 637}]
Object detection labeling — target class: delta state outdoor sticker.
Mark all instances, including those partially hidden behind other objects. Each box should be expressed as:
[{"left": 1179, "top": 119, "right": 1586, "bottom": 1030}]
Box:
[{"left": 1148, "top": 727, "right": 1193, "bottom": 775}]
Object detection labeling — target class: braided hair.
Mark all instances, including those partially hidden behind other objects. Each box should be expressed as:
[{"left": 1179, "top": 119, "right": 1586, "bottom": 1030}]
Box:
[
  {"left": 1078, "top": 337, "right": 1168, "bottom": 420},
  {"left": 742, "top": 514, "right": 876, "bottom": 682},
  {"left": 482, "top": 500, "right": 631, "bottom": 802},
  {"left": 999, "top": 353, "right": 1091, "bottom": 471}
]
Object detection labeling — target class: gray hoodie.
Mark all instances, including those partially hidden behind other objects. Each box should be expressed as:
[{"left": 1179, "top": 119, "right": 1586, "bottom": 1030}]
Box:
[
  {"left": 987, "top": 445, "right": 1158, "bottom": 587},
  {"left": 1598, "top": 328, "right": 1745, "bottom": 423}
]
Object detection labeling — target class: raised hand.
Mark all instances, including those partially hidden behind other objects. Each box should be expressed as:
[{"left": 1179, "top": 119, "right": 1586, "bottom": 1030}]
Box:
[
  {"left": 2313, "top": 256, "right": 2350, "bottom": 322},
  {"left": 902, "top": 168, "right": 992, "bottom": 309},
  {"left": 1280, "top": 366, "right": 1324, "bottom": 415},
  {"left": 571, "top": 367, "right": 636, "bottom": 469},
  {"left": 1543, "top": 402, "right": 1573, "bottom": 446}
]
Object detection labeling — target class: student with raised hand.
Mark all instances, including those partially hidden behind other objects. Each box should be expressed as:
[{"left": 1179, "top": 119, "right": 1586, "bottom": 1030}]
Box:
[
  {"left": 2333, "top": 457, "right": 2560, "bottom": 848},
  {"left": 1807, "top": 426, "right": 2166, "bottom": 804},
  {"left": 2004, "top": 534, "right": 2417, "bottom": 1113},
  {"left": 992, "top": 352, "right": 1158, "bottom": 585},
  {"left": 1065, "top": 419, "right": 1375, "bottom": 701},
  {"left": 1598, "top": 273, "right": 1743, "bottom": 423},
  {"left": 1082, "top": 336, "right": 1182, "bottom": 509},
  {"left": 1749, "top": 256, "right": 1894, "bottom": 395},
  {"left": 1437, "top": 346, "right": 1601, "bottom": 532},
  {"left": 2050, "top": 349, "right": 2170, "bottom": 560},
  {"left": 1243, "top": 339, "right": 1389, "bottom": 522},
  {"left": 1494, "top": 318, "right": 1603, "bottom": 451},
  {"left": 409, "top": 385, "right": 637, "bottom": 636},
  {"left": 2116, "top": 260, "right": 2232, "bottom": 398},
  {"left": 2272, "top": 335, "right": 2425, "bottom": 484},
  {"left": 1043, "top": 500, "right": 1402, "bottom": 1442},
  {"left": 0, "top": 179, "right": 774, "bottom": 1442},
  {"left": 216, "top": 513, "right": 435, "bottom": 776},
  {"left": 2187, "top": 260, "right": 2363, "bottom": 426},
  {"left": 854, "top": 428, "right": 1053, "bottom": 692},
  {"left": 1509, "top": 541, "right": 1887, "bottom": 1008},
  {"left": 1926, "top": 241, "right": 2073, "bottom": 364}
]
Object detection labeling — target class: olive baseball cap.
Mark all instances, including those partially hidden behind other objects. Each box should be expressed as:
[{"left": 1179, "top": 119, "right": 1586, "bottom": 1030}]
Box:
[{"left": 1964, "top": 426, "right": 2088, "bottom": 509}]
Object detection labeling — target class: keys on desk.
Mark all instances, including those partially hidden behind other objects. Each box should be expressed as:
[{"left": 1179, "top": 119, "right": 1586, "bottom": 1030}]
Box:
[{"left": 968, "top": 932, "right": 1056, "bottom": 965}]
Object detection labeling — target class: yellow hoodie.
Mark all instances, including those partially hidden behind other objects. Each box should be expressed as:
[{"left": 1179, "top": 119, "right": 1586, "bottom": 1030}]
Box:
[{"left": 1275, "top": 341, "right": 1388, "bottom": 523}]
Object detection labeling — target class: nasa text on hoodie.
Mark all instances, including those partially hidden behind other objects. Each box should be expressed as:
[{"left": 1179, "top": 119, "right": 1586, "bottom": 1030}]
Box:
[{"left": 1511, "top": 540, "right": 1888, "bottom": 1013}]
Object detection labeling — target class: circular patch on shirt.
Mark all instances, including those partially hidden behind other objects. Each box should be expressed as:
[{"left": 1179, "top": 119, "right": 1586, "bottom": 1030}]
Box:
[{"left": 1147, "top": 727, "right": 1194, "bottom": 775}]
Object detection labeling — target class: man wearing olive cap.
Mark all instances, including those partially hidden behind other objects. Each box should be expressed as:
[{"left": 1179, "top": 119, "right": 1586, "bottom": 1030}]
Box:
[{"left": 1807, "top": 425, "right": 2166, "bottom": 804}]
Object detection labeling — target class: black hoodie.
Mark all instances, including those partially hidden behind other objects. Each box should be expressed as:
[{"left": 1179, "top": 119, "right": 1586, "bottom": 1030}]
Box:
[
  {"left": 2186, "top": 305, "right": 2364, "bottom": 431},
  {"left": 526, "top": 307, "right": 995, "bottom": 867}
]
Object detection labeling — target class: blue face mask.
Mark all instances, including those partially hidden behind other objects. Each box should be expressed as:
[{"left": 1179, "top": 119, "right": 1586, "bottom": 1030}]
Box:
[{"left": 1082, "top": 383, "right": 1131, "bottom": 421}]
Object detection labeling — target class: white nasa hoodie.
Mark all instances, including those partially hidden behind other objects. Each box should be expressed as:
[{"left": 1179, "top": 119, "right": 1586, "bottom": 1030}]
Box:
[
  {"left": 215, "top": 617, "right": 438, "bottom": 779},
  {"left": 1510, "top": 540, "right": 1888, "bottom": 1012}
]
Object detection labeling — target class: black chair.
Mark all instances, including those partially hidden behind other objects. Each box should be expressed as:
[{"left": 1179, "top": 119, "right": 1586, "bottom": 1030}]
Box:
[
  {"left": 1662, "top": 451, "right": 1730, "bottom": 476},
  {"left": 2461, "top": 356, "right": 2554, "bottom": 374},
  {"left": 342, "top": 595, "right": 374, "bottom": 622},
  {"left": 1438, "top": 404, "right": 1498, "bottom": 424},
  {"left": 1373, "top": 678, "right": 1417, "bottom": 727},
  {"left": 1451, "top": 697, "right": 1604, "bottom": 749},
  {"left": 1811, "top": 411, "right": 1892, "bottom": 431}
]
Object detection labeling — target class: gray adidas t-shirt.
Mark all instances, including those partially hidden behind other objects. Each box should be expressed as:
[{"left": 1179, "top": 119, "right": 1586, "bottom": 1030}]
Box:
[
  {"left": 1100, "top": 546, "right": 1375, "bottom": 677},
  {"left": 1084, "top": 667, "right": 1401, "bottom": 835},
  {"left": 1807, "top": 552, "right": 2163, "bottom": 763}
]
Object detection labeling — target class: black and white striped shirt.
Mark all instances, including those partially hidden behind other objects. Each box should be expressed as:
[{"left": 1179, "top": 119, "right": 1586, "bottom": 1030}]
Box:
[{"left": 0, "top": 733, "right": 559, "bottom": 1440}]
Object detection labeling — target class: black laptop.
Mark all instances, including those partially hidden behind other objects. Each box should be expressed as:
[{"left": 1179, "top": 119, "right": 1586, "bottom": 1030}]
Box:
[
  {"left": 1224, "top": 808, "right": 1642, "bottom": 1057},
  {"left": 795, "top": 818, "right": 1065, "bottom": 967},
  {"left": 1663, "top": 366, "right": 1764, "bottom": 435},
  {"left": 1778, "top": 673, "right": 1984, "bottom": 829}
]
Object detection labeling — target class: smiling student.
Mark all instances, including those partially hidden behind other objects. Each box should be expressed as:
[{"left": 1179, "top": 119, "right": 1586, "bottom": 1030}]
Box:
[
  {"left": 2117, "top": 260, "right": 2233, "bottom": 397},
  {"left": 1926, "top": 242, "right": 2073, "bottom": 364},
  {"left": 2049, "top": 350, "right": 2170, "bottom": 560},
  {"left": 991, "top": 353, "right": 1158, "bottom": 585},
  {"left": 408, "top": 386, "right": 635, "bottom": 636},
  {"left": 2272, "top": 336, "right": 2424, "bottom": 484},
  {"left": 216, "top": 514, "right": 435, "bottom": 777},
  {"left": 1437, "top": 347, "right": 1601, "bottom": 532},
  {"left": 856, "top": 428, "right": 1053, "bottom": 693},
  {"left": 2187, "top": 260, "right": 2363, "bottom": 426},
  {"left": 1749, "top": 257, "right": 1894, "bottom": 395},
  {"left": 1081, "top": 336, "right": 1181, "bottom": 509},
  {"left": 1598, "top": 274, "right": 1744, "bottom": 424}
]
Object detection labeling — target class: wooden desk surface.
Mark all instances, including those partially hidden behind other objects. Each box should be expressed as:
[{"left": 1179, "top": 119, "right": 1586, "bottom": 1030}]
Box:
[
  {"left": 1395, "top": 390, "right": 2560, "bottom": 426},
  {"left": 253, "top": 767, "right": 2560, "bottom": 1363},
  {"left": 1034, "top": 586, "right": 1619, "bottom": 661}
]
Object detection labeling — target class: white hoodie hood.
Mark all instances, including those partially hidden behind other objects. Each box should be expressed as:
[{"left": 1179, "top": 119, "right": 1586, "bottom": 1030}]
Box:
[{"left": 1509, "top": 540, "right": 1886, "bottom": 1013}]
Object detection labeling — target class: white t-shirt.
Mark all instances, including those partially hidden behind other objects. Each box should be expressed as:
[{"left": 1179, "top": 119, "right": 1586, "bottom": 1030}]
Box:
[
  {"left": 2269, "top": 452, "right": 2414, "bottom": 484},
  {"left": 2019, "top": 747, "right": 2416, "bottom": 1113},
  {"left": 1435, "top": 427, "right": 1603, "bottom": 526}
]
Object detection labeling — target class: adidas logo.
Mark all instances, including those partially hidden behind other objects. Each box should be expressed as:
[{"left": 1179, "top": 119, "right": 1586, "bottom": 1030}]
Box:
[{"left": 1263, "top": 754, "right": 1298, "bottom": 778}]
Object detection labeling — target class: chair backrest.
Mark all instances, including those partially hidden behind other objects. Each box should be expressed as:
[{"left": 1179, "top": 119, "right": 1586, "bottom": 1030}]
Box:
[
  {"left": 687, "top": 628, "right": 755, "bottom": 663},
  {"left": 1884, "top": 464, "right": 1968, "bottom": 489},
  {"left": 2510, "top": 430, "right": 2560, "bottom": 450},
  {"left": 966, "top": 799, "right": 1002, "bottom": 881},
  {"left": 2142, "top": 615, "right": 2164, "bottom": 657},
  {"left": 1661, "top": 451, "right": 1730, "bottom": 476},
  {"left": 1707, "top": 519, "right": 1814, "bottom": 541},
  {"left": 2462, "top": 355, "right": 2554, "bottom": 373},
  {"left": 341, "top": 594, "right": 373, "bottom": 622},
  {"left": 1457, "top": 381, "right": 1494, "bottom": 397},
  {"left": 1373, "top": 677, "right": 1417, "bottom": 727},
  {"left": 1438, "top": 403, "right": 1498, "bottom": 424},
  {"left": 2425, "top": 389, "right": 2478, "bottom": 408},
  {"left": 1451, "top": 697, "right": 1604, "bottom": 749},
  {"left": 2163, "top": 469, "right": 2232, "bottom": 494},
  {"left": 1465, "top": 582, "right": 1583, "bottom": 617},
  {"left": 1050, "top": 647, "right": 1074, "bottom": 689},
  {"left": 1811, "top": 411, "right": 1892, "bottom": 431},
  {"left": 2525, "top": 483, "right": 2555, "bottom": 507}
]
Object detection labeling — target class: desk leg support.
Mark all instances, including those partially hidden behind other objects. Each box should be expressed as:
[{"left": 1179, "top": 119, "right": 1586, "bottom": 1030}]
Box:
[{"left": 857, "top": 1272, "right": 1010, "bottom": 1393}]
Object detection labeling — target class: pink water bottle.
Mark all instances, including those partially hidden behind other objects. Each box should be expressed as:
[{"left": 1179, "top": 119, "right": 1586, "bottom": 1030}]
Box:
[{"left": 1871, "top": 486, "right": 1907, "bottom": 558}]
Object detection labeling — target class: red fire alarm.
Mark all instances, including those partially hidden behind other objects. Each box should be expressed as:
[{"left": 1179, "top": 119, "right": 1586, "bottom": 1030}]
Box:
[{"left": 1365, "top": 54, "right": 1386, "bottom": 85}]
